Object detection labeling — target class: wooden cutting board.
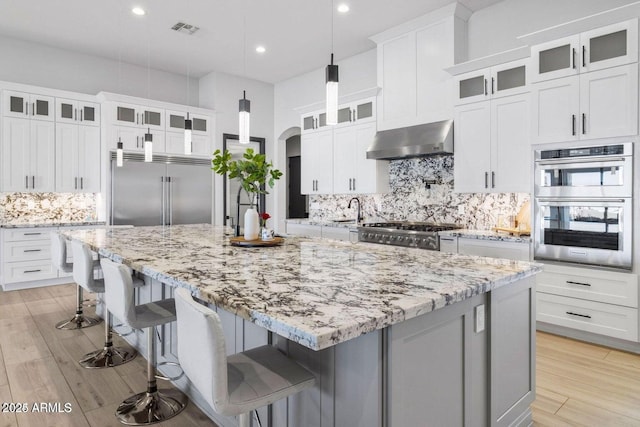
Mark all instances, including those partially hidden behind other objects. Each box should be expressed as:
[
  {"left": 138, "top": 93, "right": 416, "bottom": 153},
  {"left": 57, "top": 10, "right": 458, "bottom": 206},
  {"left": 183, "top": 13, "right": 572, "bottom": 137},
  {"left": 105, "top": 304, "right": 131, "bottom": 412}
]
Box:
[{"left": 492, "top": 200, "right": 531, "bottom": 236}]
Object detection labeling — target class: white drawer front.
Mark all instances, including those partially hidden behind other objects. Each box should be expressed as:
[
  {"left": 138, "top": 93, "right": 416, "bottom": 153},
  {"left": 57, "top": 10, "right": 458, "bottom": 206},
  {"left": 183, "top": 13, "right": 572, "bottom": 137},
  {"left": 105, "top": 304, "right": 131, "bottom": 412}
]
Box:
[
  {"left": 4, "top": 260, "right": 58, "bottom": 283},
  {"left": 321, "top": 227, "right": 351, "bottom": 241},
  {"left": 3, "top": 240, "right": 51, "bottom": 262},
  {"left": 537, "top": 292, "right": 638, "bottom": 341},
  {"left": 537, "top": 264, "right": 638, "bottom": 308},
  {"left": 286, "top": 223, "right": 322, "bottom": 238},
  {"left": 3, "top": 228, "right": 55, "bottom": 242},
  {"left": 457, "top": 238, "right": 531, "bottom": 261}
]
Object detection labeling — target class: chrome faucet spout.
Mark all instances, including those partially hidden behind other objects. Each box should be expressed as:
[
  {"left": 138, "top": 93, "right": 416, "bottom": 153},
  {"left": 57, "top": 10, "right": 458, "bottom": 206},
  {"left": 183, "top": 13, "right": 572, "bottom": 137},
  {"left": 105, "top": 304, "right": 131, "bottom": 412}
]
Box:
[{"left": 348, "top": 197, "right": 363, "bottom": 224}]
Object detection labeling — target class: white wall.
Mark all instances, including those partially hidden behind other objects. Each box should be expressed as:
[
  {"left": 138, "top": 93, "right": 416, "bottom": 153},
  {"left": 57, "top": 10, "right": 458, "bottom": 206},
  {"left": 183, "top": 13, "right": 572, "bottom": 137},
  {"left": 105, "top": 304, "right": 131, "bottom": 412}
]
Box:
[
  {"left": 198, "top": 70, "right": 275, "bottom": 225},
  {"left": 467, "top": 0, "right": 638, "bottom": 60},
  {"left": 0, "top": 35, "right": 199, "bottom": 105}
]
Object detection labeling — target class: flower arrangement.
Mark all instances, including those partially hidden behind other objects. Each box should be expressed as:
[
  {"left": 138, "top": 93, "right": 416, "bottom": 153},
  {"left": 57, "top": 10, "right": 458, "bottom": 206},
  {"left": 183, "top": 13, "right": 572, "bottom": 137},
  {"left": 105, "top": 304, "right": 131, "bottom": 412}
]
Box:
[{"left": 260, "top": 212, "right": 271, "bottom": 228}]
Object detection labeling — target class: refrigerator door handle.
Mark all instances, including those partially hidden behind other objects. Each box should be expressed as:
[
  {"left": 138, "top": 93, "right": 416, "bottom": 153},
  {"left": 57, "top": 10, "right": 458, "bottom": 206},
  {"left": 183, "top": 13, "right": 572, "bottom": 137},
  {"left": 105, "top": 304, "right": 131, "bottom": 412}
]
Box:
[
  {"left": 167, "top": 177, "right": 173, "bottom": 226},
  {"left": 161, "top": 176, "right": 166, "bottom": 226}
]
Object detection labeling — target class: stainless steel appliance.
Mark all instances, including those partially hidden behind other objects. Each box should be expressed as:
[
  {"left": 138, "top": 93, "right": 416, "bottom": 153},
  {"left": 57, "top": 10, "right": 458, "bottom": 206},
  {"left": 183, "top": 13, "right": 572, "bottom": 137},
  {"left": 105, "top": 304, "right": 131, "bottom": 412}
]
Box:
[
  {"left": 533, "top": 143, "right": 633, "bottom": 269},
  {"left": 358, "top": 222, "right": 462, "bottom": 250},
  {"left": 110, "top": 153, "right": 212, "bottom": 226}
]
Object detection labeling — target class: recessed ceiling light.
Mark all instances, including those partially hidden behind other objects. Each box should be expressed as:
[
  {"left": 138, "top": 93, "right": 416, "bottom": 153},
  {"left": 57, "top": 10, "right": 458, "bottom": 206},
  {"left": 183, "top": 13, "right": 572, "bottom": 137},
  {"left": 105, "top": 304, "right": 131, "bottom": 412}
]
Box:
[
  {"left": 337, "top": 4, "right": 349, "bottom": 13},
  {"left": 132, "top": 7, "right": 146, "bottom": 16},
  {"left": 256, "top": 46, "right": 266, "bottom": 54}
]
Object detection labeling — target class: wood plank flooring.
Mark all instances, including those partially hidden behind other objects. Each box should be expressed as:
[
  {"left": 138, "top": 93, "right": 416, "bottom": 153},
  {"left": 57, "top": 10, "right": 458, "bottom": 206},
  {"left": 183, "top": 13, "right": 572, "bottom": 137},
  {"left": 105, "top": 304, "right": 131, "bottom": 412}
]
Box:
[
  {"left": 0, "top": 284, "right": 217, "bottom": 427},
  {"left": 1, "top": 284, "right": 640, "bottom": 426}
]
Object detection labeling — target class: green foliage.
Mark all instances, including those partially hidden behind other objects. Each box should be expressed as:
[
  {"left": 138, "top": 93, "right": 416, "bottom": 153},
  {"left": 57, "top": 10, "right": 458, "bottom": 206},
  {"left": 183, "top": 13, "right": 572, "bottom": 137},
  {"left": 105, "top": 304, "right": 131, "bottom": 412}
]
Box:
[{"left": 211, "top": 148, "right": 283, "bottom": 204}]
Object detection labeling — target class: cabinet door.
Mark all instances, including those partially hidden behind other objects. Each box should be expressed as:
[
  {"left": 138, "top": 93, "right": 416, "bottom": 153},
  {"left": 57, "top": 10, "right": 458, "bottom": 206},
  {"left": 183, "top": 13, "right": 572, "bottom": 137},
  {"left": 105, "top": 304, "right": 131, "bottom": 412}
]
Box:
[
  {"left": 165, "top": 132, "right": 186, "bottom": 155},
  {"left": 333, "top": 127, "right": 356, "bottom": 194},
  {"left": 579, "top": 64, "right": 638, "bottom": 140},
  {"left": 55, "top": 123, "right": 80, "bottom": 192},
  {"left": 112, "top": 126, "right": 143, "bottom": 151},
  {"left": 3, "top": 90, "right": 30, "bottom": 118},
  {"left": 115, "top": 103, "right": 139, "bottom": 127},
  {"left": 1, "top": 118, "right": 31, "bottom": 191},
  {"left": 146, "top": 130, "right": 166, "bottom": 155},
  {"left": 581, "top": 19, "right": 638, "bottom": 73},
  {"left": 79, "top": 102, "right": 100, "bottom": 126},
  {"left": 77, "top": 126, "right": 101, "bottom": 192},
  {"left": 453, "top": 102, "right": 491, "bottom": 193},
  {"left": 353, "top": 123, "right": 381, "bottom": 194},
  {"left": 191, "top": 135, "right": 211, "bottom": 156},
  {"left": 141, "top": 106, "right": 164, "bottom": 130},
  {"left": 55, "top": 98, "right": 78, "bottom": 124},
  {"left": 491, "top": 94, "right": 530, "bottom": 193},
  {"left": 301, "top": 130, "right": 332, "bottom": 194},
  {"left": 531, "top": 76, "right": 580, "bottom": 144},
  {"left": 300, "top": 134, "right": 315, "bottom": 194},
  {"left": 190, "top": 113, "right": 210, "bottom": 136},
  {"left": 531, "top": 35, "right": 580, "bottom": 82},
  {"left": 491, "top": 60, "right": 529, "bottom": 99},
  {"left": 31, "top": 120, "right": 55, "bottom": 192},
  {"left": 355, "top": 98, "right": 376, "bottom": 123},
  {"left": 378, "top": 33, "right": 417, "bottom": 129},
  {"left": 301, "top": 114, "right": 317, "bottom": 133},
  {"left": 165, "top": 131, "right": 209, "bottom": 156},
  {"left": 166, "top": 110, "right": 188, "bottom": 133},
  {"left": 455, "top": 70, "right": 489, "bottom": 105},
  {"left": 30, "top": 94, "right": 55, "bottom": 122}
]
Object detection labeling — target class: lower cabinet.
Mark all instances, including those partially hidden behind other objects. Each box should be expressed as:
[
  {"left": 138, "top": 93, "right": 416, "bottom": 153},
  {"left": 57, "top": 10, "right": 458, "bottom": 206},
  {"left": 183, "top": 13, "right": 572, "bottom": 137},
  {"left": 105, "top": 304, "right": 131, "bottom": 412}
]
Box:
[
  {"left": 440, "top": 235, "right": 531, "bottom": 262},
  {"left": 536, "top": 263, "right": 638, "bottom": 342},
  {"left": 285, "top": 223, "right": 357, "bottom": 242}
]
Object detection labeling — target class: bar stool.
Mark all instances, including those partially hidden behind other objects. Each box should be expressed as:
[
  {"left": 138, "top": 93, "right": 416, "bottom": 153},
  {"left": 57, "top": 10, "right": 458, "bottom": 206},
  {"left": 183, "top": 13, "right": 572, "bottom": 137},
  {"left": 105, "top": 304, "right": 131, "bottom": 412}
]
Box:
[
  {"left": 100, "top": 258, "right": 188, "bottom": 425},
  {"left": 72, "top": 241, "right": 138, "bottom": 369},
  {"left": 174, "top": 288, "right": 316, "bottom": 427},
  {"left": 53, "top": 233, "right": 102, "bottom": 330}
]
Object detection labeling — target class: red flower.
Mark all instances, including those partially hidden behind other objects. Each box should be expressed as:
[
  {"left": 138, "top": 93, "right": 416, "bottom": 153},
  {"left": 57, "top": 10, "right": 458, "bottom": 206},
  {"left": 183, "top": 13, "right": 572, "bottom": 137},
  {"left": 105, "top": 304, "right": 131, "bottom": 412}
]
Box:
[{"left": 260, "top": 212, "right": 271, "bottom": 221}]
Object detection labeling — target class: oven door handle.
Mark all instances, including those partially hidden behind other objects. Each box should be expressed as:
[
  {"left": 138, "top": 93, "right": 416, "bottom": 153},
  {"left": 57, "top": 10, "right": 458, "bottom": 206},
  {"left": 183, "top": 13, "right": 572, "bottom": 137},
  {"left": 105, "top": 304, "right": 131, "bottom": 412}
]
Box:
[
  {"left": 536, "top": 198, "right": 627, "bottom": 204},
  {"left": 536, "top": 156, "right": 627, "bottom": 166}
]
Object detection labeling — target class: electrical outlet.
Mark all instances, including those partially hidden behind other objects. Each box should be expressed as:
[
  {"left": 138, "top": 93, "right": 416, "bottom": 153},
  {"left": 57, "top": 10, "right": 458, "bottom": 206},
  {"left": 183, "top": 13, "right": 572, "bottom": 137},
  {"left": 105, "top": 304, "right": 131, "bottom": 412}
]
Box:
[
  {"left": 475, "top": 304, "right": 485, "bottom": 333},
  {"left": 457, "top": 205, "right": 465, "bottom": 215}
]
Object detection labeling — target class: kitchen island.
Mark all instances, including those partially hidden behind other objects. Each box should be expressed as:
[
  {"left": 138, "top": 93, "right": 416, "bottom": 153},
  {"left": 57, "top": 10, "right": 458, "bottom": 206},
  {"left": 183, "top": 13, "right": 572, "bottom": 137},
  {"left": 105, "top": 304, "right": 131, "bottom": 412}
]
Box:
[{"left": 62, "top": 224, "right": 541, "bottom": 427}]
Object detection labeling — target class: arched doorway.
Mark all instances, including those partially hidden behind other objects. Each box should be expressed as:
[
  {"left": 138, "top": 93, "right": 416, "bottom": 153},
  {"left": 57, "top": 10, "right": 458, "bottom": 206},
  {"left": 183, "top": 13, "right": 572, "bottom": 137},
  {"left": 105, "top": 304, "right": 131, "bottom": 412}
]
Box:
[{"left": 275, "top": 126, "right": 301, "bottom": 232}]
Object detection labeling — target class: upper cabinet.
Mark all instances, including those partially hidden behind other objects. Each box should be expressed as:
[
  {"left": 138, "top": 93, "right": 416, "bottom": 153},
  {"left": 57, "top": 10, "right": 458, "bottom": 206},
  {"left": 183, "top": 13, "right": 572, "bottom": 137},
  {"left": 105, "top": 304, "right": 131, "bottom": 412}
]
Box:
[
  {"left": 455, "top": 59, "right": 529, "bottom": 105},
  {"left": 56, "top": 98, "right": 100, "bottom": 126},
  {"left": 372, "top": 4, "right": 470, "bottom": 131},
  {"left": 531, "top": 19, "right": 638, "bottom": 82},
  {"left": 300, "top": 98, "right": 376, "bottom": 135},
  {"left": 3, "top": 90, "right": 54, "bottom": 122},
  {"left": 111, "top": 102, "right": 164, "bottom": 130},
  {"left": 165, "top": 110, "right": 211, "bottom": 136}
]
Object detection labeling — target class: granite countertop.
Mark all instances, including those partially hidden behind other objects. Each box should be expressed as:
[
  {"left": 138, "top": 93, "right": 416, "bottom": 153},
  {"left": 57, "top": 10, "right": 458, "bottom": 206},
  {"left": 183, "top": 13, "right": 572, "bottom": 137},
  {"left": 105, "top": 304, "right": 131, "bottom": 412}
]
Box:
[
  {"left": 62, "top": 224, "right": 541, "bottom": 351},
  {"left": 1, "top": 220, "right": 107, "bottom": 229},
  {"left": 440, "top": 229, "right": 532, "bottom": 243},
  {"left": 286, "top": 218, "right": 359, "bottom": 229}
]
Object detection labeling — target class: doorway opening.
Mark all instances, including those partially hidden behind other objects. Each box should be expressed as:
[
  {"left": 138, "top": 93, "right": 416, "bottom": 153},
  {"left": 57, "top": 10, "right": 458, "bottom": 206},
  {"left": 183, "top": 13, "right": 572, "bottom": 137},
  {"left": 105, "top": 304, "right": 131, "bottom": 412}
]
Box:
[{"left": 286, "top": 134, "right": 307, "bottom": 219}]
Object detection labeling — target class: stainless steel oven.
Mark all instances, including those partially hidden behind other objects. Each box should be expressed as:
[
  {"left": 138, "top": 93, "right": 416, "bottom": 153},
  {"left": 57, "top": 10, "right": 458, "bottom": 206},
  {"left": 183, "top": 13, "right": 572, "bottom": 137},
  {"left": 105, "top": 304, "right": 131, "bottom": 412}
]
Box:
[{"left": 534, "top": 143, "right": 633, "bottom": 269}]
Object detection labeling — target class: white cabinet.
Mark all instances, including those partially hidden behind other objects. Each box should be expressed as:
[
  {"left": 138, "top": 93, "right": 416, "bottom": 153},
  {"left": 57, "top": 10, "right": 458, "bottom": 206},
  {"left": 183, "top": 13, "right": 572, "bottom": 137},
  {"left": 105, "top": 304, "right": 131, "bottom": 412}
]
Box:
[
  {"left": 165, "top": 110, "right": 211, "bottom": 136},
  {"left": 165, "top": 132, "right": 210, "bottom": 157},
  {"left": 441, "top": 235, "right": 531, "bottom": 261},
  {"left": 0, "top": 228, "right": 57, "bottom": 287},
  {"left": 55, "top": 124, "right": 100, "bottom": 192},
  {"left": 3, "top": 90, "right": 54, "bottom": 121},
  {"left": 109, "top": 125, "right": 165, "bottom": 153},
  {"left": 536, "top": 263, "right": 638, "bottom": 342},
  {"left": 532, "top": 64, "right": 638, "bottom": 143},
  {"left": 300, "top": 98, "right": 376, "bottom": 135},
  {"left": 285, "top": 222, "right": 322, "bottom": 238},
  {"left": 56, "top": 98, "right": 100, "bottom": 126},
  {"left": 1, "top": 117, "right": 55, "bottom": 192},
  {"left": 532, "top": 19, "right": 638, "bottom": 82},
  {"left": 455, "top": 59, "right": 529, "bottom": 105},
  {"left": 454, "top": 92, "right": 530, "bottom": 193},
  {"left": 301, "top": 129, "right": 333, "bottom": 194},
  {"left": 111, "top": 102, "right": 164, "bottom": 130},
  {"left": 333, "top": 122, "right": 388, "bottom": 194}
]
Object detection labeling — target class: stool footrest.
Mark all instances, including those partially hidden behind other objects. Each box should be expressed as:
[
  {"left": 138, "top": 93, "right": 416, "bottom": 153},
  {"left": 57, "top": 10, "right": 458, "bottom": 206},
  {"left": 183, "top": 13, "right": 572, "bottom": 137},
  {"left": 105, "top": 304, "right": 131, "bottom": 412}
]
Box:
[{"left": 155, "top": 361, "right": 184, "bottom": 381}]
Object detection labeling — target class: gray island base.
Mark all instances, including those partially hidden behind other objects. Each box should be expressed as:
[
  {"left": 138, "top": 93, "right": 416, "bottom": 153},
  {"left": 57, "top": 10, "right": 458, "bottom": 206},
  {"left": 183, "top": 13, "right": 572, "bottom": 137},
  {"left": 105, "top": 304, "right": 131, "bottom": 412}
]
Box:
[{"left": 62, "top": 224, "right": 541, "bottom": 427}]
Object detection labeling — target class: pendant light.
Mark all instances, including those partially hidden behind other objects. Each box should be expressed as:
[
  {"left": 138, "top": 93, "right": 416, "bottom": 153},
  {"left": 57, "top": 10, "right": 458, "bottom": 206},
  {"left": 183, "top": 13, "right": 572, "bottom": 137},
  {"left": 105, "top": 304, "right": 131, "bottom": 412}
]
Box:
[
  {"left": 238, "top": 9, "right": 250, "bottom": 144},
  {"left": 184, "top": 113, "right": 193, "bottom": 154},
  {"left": 325, "top": 0, "right": 338, "bottom": 125},
  {"left": 116, "top": 138, "right": 124, "bottom": 167},
  {"left": 144, "top": 128, "right": 153, "bottom": 162}
]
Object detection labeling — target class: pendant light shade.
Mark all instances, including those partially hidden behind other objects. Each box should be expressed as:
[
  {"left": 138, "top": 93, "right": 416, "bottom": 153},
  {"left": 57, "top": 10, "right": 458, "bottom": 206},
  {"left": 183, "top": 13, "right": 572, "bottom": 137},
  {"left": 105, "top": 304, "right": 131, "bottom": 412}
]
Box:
[
  {"left": 326, "top": 54, "right": 339, "bottom": 125},
  {"left": 184, "top": 113, "right": 193, "bottom": 155},
  {"left": 239, "top": 90, "right": 251, "bottom": 144},
  {"left": 116, "top": 139, "right": 124, "bottom": 167},
  {"left": 144, "top": 128, "right": 153, "bottom": 162}
]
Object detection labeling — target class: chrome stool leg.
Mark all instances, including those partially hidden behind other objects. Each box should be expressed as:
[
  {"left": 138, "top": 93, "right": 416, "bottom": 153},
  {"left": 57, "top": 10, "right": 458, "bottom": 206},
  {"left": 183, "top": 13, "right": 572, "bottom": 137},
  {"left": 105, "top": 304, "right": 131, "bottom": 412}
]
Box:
[
  {"left": 80, "top": 310, "right": 137, "bottom": 368},
  {"left": 55, "top": 286, "right": 102, "bottom": 330},
  {"left": 115, "top": 326, "right": 187, "bottom": 425}
]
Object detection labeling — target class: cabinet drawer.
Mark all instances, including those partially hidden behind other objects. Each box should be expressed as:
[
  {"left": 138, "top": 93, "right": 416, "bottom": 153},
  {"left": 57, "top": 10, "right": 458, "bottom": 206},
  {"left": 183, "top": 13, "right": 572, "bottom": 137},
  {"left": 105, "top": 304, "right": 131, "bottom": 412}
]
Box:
[
  {"left": 4, "top": 260, "right": 58, "bottom": 283},
  {"left": 321, "top": 227, "right": 351, "bottom": 241},
  {"left": 537, "top": 292, "right": 638, "bottom": 341},
  {"left": 3, "top": 240, "right": 51, "bottom": 262},
  {"left": 457, "top": 238, "right": 530, "bottom": 261},
  {"left": 3, "top": 228, "right": 55, "bottom": 242},
  {"left": 285, "top": 223, "right": 322, "bottom": 238},
  {"left": 537, "top": 264, "right": 638, "bottom": 308}
]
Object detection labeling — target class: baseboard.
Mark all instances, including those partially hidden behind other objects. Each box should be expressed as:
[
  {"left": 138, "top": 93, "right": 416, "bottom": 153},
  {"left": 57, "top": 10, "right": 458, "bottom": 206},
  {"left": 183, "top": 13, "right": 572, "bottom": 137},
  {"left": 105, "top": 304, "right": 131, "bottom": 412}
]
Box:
[
  {"left": 2, "top": 277, "right": 74, "bottom": 291},
  {"left": 537, "top": 322, "right": 640, "bottom": 354}
]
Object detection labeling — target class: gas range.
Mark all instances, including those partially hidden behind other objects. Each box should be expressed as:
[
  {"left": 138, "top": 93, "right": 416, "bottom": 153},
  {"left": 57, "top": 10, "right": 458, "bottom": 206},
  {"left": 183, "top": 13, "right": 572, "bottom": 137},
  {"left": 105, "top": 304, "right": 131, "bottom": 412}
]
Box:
[{"left": 358, "top": 222, "right": 463, "bottom": 250}]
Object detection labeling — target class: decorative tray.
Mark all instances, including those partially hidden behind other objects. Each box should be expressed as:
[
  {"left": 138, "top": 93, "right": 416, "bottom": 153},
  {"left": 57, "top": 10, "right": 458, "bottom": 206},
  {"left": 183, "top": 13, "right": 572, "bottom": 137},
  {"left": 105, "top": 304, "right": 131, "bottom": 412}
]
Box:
[
  {"left": 229, "top": 236, "right": 285, "bottom": 247},
  {"left": 491, "top": 226, "right": 531, "bottom": 237}
]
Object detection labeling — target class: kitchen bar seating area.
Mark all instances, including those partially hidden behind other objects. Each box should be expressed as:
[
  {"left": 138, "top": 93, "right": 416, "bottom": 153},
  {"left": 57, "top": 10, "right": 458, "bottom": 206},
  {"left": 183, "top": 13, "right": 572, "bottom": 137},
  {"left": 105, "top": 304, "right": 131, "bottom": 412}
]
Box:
[{"left": 3, "top": 0, "right": 640, "bottom": 426}]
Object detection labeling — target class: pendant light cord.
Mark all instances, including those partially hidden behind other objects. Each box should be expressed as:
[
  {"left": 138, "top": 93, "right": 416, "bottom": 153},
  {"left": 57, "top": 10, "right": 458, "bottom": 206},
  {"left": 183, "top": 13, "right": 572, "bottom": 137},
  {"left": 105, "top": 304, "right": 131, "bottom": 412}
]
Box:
[
  {"left": 331, "top": 0, "right": 334, "bottom": 54},
  {"left": 243, "top": 0, "right": 247, "bottom": 79}
]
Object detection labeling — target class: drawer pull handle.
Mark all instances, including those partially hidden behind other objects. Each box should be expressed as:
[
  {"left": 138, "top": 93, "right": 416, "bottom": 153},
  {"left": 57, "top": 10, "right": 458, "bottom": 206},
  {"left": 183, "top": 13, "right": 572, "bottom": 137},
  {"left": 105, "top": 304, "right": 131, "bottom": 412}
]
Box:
[
  {"left": 566, "top": 311, "right": 591, "bottom": 319},
  {"left": 23, "top": 249, "right": 42, "bottom": 253},
  {"left": 566, "top": 280, "right": 591, "bottom": 287},
  {"left": 24, "top": 269, "right": 42, "bottom": 273},
  {"left": 23, "top": 232, "right": 42, "bottom": 236}
]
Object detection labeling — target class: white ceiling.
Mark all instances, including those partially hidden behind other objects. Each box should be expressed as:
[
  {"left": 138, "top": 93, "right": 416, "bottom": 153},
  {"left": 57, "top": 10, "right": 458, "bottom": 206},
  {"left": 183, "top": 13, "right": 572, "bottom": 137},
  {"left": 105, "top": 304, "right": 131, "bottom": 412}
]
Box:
[{"left": 0, "top": 0, "right": 504, "bottom": 84}]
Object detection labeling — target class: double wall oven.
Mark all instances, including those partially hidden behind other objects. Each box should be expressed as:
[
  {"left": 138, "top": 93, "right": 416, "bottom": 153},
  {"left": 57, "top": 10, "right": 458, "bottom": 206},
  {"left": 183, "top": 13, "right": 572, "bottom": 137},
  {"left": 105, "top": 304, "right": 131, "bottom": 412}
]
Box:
[{"left": 534, "top": 143, "right": 633, "bottom": 269}]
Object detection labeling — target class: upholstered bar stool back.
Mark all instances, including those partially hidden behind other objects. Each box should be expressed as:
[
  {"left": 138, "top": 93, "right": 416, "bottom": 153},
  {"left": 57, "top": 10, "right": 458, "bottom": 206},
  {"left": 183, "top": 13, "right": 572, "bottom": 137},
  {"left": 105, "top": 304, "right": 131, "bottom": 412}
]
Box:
[
  {"left": 54, "top": 233, "right": 101, "bottom": 330},
  {"left": 101, "top": 258, "right": 187, "bottom": 425},
  {"left": 175, "top": 288, "right": 316, "bottom": 427}
]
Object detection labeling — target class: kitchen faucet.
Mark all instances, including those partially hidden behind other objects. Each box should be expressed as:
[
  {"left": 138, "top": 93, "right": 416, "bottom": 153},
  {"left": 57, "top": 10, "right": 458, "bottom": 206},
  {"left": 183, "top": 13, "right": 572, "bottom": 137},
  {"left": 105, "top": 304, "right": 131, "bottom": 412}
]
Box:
[{"left": 348, "top": 197, "right": 363, "bottom": 224}]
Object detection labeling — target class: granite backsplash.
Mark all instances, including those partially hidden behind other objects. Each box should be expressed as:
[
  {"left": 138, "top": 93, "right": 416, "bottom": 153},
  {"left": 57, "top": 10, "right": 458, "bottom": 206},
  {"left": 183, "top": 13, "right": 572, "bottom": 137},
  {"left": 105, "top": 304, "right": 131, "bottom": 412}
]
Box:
[
  {"left": 0, "top": 193, "right": 97, "bottom": 223},
  {"left": 309, "top": 156, "right": 529, "bottom": 230}
]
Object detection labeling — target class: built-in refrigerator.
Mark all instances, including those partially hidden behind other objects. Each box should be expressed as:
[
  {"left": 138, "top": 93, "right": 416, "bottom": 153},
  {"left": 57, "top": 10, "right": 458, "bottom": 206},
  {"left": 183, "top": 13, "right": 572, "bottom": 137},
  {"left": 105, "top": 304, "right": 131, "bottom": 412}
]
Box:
[{"left": 110, "top": 153, "right": 212, "bottom": 226}]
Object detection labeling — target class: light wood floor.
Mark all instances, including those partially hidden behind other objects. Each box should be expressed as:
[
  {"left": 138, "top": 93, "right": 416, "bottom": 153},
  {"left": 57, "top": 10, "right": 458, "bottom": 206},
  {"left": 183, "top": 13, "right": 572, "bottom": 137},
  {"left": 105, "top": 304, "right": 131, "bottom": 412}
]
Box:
[
  {"left": 0, "top": 284, "right": 218, "bottom": 427},
  {"left": 2, "top": 285, "right": 640, "bottom": 426}
]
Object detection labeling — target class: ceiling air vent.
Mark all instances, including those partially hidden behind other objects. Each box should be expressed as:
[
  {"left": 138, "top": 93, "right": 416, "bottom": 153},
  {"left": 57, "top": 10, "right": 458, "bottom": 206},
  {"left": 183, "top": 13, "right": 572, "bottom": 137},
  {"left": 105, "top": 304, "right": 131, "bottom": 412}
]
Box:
[{"left": 171, "top": 22, "right": 200, "bottom": 35}]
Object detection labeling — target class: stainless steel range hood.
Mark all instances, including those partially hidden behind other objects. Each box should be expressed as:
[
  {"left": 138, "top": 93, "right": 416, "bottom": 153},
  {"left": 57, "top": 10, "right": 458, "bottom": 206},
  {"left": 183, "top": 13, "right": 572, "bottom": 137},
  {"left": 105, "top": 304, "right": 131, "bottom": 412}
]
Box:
[{"left": 366, "top": 119, "right": 453, "bottom": 160}]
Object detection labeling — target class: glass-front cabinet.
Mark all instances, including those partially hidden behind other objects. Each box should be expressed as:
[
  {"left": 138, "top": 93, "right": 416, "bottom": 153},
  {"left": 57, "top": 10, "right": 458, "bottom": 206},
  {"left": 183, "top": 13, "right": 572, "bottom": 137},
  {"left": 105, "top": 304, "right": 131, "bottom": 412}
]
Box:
[
  {"left": 532, "top": 19, "right": 638, "bottom": 82},
  {"left": 165, "top": 110, "right": 210, "bottom": 136},
  {"left": 56, "top": 98, "right": 100, "bottom": 126},
  {"left": 113, "top": 102, "right": 164, "bottom": 130},
  {"left": 3, "top": 90, "right": 54, "bottom": 121},
  {"left": 455, "top": 59, "right": 529, "bottom": 105},
  {"left": 300, "top": 97, "right": 376, "bottom": 134}
]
